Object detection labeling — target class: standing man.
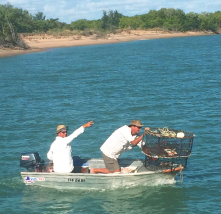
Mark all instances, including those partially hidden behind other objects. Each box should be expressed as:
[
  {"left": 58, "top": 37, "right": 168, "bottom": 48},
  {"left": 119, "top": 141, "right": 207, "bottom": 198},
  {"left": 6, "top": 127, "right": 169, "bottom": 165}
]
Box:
[
  {"left": 47, "top": 121, "right": 93, "bottom": 173},
  {"left": 91, "top": 120, "right": 149, "bottom": 174}
]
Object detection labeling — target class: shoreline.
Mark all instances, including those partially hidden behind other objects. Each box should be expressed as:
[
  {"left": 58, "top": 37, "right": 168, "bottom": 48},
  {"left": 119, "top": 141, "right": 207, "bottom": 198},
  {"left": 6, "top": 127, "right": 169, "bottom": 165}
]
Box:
[{"left": 0, "top": 30, "right": 215, "bottom": 58}]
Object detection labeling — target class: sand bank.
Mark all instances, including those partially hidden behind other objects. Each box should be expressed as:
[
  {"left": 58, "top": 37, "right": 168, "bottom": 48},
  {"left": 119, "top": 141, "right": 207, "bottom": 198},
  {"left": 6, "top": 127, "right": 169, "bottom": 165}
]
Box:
[{"left": 0, "top": 30, "right": 214, "bottom": 58}]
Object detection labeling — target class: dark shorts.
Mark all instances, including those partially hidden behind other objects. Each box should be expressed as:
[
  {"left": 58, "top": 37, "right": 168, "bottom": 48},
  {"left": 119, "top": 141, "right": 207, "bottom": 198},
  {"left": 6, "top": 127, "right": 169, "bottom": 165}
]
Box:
[{"left": 102, "top": 152, "right": 120, "bottom": 172}]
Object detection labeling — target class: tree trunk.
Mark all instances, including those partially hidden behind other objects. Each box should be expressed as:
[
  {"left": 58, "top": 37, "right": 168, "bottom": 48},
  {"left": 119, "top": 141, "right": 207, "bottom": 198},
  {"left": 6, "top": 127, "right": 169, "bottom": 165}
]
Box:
[{"left": 5, "top": 15, "right": 17, "bottom": 43}]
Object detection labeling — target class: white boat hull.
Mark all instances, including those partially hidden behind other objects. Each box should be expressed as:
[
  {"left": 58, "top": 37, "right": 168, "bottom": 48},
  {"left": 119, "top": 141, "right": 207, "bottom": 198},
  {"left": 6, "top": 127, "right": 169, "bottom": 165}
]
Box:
[
  {"left": 21, "top": 171, "right": 178, "bottom": 190},
  {"left": 20, "top": 158, "right": 180, "bottom": 189}
]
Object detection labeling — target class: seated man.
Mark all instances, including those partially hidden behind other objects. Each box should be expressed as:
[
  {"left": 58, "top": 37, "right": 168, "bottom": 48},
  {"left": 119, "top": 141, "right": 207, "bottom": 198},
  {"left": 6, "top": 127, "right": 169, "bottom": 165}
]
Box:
[
  {"left": 91, "top": 120, "right": 150, "bottom": 174},
  {"left": 47, "top": 121, "right": 93, "bottom": 173}
]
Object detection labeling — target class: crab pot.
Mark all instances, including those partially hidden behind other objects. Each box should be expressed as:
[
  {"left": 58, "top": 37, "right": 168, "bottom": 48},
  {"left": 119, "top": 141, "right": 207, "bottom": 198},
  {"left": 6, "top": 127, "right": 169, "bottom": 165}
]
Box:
[
  {"left": 144, "top": 156, "right": 188, "bottom": 172},
  {"left": 144, "top": 128, "right": 194, "bottom": 158}
]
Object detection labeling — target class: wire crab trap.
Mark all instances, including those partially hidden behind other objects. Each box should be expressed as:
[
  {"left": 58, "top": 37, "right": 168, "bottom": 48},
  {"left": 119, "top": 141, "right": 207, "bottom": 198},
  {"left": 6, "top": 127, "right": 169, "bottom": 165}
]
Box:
[{"left": 142, "top": 127, "right": 194, "bottom": 173}]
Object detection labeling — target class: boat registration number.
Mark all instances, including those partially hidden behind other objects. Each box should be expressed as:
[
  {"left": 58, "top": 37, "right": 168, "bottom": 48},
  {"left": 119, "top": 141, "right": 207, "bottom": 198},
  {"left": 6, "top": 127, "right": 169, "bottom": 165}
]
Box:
[{"left": 68, "top": 178, "right": 85, "bottom": 182}]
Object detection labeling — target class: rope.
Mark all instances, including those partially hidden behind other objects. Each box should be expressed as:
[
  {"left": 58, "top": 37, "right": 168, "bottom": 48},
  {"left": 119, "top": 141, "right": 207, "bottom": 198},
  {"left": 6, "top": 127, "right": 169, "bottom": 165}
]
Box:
[
  {"left": 158, "top": 127, "right": 177, "bottom": 138},
  {"left": 145, "top": 127, "right": 177, "bottom": 138}
]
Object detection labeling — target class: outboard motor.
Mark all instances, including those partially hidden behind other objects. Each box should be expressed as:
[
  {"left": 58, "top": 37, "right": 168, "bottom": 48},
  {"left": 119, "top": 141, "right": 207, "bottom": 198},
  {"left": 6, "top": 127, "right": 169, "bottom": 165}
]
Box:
[{"left": 20, "top": 152, "right": 45, "bottom": 172}]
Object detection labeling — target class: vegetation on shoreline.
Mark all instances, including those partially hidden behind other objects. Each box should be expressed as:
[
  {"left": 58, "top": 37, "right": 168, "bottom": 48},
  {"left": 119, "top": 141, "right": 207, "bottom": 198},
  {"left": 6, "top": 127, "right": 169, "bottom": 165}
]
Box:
[{"left": 1, "top": 3, "right": 221, "bottom": 49}]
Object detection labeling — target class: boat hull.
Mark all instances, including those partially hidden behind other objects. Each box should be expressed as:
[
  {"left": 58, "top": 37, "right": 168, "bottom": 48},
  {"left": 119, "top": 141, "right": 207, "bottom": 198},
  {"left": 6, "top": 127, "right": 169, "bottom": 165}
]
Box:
[
  {"left": 21, "top": 171, "right": 179, "bottom": 190},
  {"left": 20, "top": 158, "right": 180, "bottom": 189}
]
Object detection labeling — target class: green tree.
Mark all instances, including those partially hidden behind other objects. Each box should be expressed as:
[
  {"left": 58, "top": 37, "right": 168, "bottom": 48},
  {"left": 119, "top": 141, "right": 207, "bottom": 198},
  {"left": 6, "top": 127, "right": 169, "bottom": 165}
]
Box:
[
  {"left": 14, "top": 9, "right": 34, "bottom": 33},
  {"left": 32, "top": 12, "right": 46, "bottom": 20},
  {"left": 140, "top": 10, "right": 164, "bottom": 28},
  {"left": 161, "top": 8, "right": 185, "bottom": 31},
  {"left": 212, "top": 11, "right": 221, "bottom": 28},
  {"left": 70, "top": 19, "right": 90, "bottom": 30},
  {"left": 119, "top": 15, "right": 142, "bottom": 29},
  {"left": 0, "top": 3, "right": 29, "bottom": 47},
  {"left": 183, "top": 12, "right": 199, "bottom": 31},
  {"left": 101, "top": 10, "right": 123, "bottom": 30},
  {"left": 157, "top": 8, "right": 168, "bottom": 20},
  {"left": 198, "top": 12, "right": 218, "bottom": 32}
]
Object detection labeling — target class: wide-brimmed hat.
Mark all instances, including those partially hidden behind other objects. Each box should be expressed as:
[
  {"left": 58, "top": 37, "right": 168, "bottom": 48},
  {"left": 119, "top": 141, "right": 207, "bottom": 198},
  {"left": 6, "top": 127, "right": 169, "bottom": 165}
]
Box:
[
  {"left": 128, "top": 120, "right": 144, "bottom": 128},
  {"left": 54, "top": 124, "right": 68, "bottom": 134}
]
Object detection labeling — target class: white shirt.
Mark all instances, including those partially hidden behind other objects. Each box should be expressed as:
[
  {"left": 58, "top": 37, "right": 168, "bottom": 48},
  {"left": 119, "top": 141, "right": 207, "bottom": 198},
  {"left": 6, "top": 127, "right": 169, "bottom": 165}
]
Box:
[
  {"left": 100, "top": 125, "right": 144, "bottom": 159},
  {"left": 47, "top": 126, "right": 84, "bottom": 173}
]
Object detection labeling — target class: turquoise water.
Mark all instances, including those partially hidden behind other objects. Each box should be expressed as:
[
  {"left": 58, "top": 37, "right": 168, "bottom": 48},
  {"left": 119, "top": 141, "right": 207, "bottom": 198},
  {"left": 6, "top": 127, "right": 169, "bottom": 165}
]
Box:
[{"left": 0, "top": 35, "right": 221, "bottom": 213}]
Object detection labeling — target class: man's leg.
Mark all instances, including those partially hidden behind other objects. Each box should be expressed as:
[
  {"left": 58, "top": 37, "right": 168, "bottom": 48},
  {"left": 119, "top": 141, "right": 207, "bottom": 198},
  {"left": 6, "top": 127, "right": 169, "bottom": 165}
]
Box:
[{"left": 90, "top": 153, "right": 120, "bottom": 174}]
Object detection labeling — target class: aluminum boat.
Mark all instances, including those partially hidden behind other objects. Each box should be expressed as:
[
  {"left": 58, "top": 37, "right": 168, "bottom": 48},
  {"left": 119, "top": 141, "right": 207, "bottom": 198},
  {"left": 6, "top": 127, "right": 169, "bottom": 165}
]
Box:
[{"left": 20, "top": 153, "right": 182, "bottom": 190}]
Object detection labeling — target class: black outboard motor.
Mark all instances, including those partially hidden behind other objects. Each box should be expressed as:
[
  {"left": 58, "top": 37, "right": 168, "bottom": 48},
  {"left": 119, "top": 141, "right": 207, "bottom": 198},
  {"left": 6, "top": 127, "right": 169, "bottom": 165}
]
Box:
[{"left": 20, "top": 152, "right": 45, "bottom": 172}]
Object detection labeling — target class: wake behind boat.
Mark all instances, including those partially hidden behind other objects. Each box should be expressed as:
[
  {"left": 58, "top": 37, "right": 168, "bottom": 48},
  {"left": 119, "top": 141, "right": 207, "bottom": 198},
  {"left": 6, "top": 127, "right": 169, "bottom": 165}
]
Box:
[{"left": 20, "top": 127, "right": 194, "bottom": 190}]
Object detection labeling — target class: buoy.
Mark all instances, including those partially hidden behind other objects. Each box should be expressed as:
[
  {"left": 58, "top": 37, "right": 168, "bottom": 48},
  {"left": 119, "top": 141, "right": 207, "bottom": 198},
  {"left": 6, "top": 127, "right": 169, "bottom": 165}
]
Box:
[{"left": 177, "top": 132, "right": 185, "bottom": 138}]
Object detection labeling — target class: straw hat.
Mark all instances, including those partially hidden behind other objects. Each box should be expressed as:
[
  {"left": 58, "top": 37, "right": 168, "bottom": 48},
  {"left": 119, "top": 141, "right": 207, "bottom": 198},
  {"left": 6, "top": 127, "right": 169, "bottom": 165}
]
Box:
[
  {"left": 54, "top": 124, "right": 68, "bottom": 134},
  {"left": 128, "top": 120, "right": 144, "bottom": 127}
]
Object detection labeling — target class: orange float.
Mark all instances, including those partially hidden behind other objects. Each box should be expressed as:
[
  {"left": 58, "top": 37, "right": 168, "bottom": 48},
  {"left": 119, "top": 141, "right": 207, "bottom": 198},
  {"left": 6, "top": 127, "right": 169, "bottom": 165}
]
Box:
[{"left": 163, "top": 166, "right": 183, "bottom": 173}]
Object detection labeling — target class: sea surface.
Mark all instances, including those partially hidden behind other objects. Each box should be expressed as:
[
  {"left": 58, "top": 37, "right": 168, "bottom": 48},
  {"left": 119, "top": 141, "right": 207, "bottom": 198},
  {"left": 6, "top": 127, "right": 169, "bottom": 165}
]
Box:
[{"left": 0, "top": 35, "right": 221, "bottom": 214}]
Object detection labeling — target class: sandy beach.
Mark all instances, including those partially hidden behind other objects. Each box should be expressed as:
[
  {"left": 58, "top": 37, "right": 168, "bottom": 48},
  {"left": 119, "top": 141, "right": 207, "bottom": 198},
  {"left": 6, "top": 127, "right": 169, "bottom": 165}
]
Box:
[{"left": 0, "top": 30, "right": 214, "bottom": 58}]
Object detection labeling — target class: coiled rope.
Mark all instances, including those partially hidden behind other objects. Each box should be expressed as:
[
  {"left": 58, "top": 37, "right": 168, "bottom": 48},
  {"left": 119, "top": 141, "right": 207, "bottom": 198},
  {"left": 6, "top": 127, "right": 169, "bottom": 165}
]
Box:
[
  {"left": 158, "top": 127, "right": 177, "bottom": 138},
  {"left": 145, "top": 127, "right": 177, "bottom": 138}
]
